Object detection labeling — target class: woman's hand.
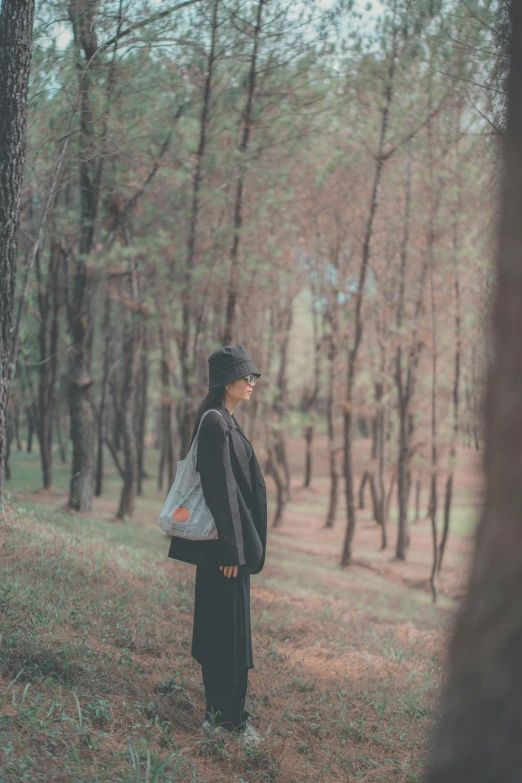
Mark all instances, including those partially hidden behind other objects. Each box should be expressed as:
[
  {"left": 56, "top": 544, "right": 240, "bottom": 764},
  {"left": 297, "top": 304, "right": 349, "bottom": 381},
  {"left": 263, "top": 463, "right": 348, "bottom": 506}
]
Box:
[{"left": 220, "top": 565, "right": 238, "bottom": 578}]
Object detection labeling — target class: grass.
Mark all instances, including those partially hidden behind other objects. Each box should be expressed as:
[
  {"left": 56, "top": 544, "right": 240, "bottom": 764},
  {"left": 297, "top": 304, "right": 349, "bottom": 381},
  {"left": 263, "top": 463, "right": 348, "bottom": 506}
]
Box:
[{"left": 0, "top": 444, "right": 467, "bottom": 781}]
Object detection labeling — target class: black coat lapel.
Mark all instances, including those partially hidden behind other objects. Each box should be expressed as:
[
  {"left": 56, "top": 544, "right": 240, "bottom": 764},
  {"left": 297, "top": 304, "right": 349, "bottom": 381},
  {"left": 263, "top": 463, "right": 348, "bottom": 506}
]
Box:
[{"left": 222, "top": 409, "right": 253, "bottom": 492}]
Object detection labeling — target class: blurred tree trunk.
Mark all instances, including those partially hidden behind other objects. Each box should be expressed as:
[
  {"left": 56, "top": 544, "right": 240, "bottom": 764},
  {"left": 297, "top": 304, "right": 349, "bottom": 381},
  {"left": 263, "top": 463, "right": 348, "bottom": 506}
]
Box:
[
  {"left": 178, "top": 0, "right": 219, "bottom": 456},
  {"left": 395, "top": 146, "right": 413, "bottom": 559},
  {"left": 0, "top": 0, "right": 36, "bottom": 495},
  {"left": 223, "top": 0, "right": 264, "bottom": 344},
  {"left": 303, "top": 425, "right": 313, "bottom": 488},
  {"left": 394, "top": 143, "right": 429, "bottom": 559},
  {"left": 302, "top": 301, "right": 322, "bottom": 488},
  {"left": 35, "top": 241, "right": 61, "bottom": 489},
  {"left": 56, "top": 409, "right": 67, "bottom": 464},
  {"left": 115, "top": 228, "right": 146, "bottom": 520},
  {"left": 265, "top": 434, "right": 285, "bottom": 528},
  {"left": 26, "top": 406, "right": 34, "bottom": 453},
  {"left": 95, "top": 289, "right": 112, "bottom": 497},
  {"left": 14, "top": 398, "right": 22, "bottom": 451},
  {"left": 414, "top": 478, "right": 421, "bottom": 521},
  {"left": 324, "top": 239, "right": 342, "bottom": 529},
  {"left": 135, "top": 341, "right": 149, "bottom": 496},
  {"left": 66, "top": 0, "right": 105, "bottom": 511},
  {"left": 5, "top": 413, "right": 13, "bottom": 482},
  {"left": 116, "top": 316, "right": 143, "bottom": 519},
  {"left": 158, "top": 320, "right": 175, "bottom": 491},
  {"left": 385, "top": 471, "right": 395, "bottom": 522},
  {"left": 439, "top": 165, "right": 463, "bottom": 573},
  {"left": 358, "top": 470, "right": 369, "bottom": 510},
  {"left": 341, "top": 18, "right": 398, "bottom": 567},
  {"left": 426, "top": 83, "right": 441, "bottom": 602},
  {"left": 373, "top": 378, "right": 388, "bottom": 550},
  {"left": 427, "top": 3, "right": 522, "bottom": 777},
  {"left": 266, "top": 299, "right": 293, "bottom": 526},
  {"left": 324, "top": 367, "right": 341, "bottom": 528},
  {"left": 274, "top": 304, "right": 293, "bottom": 505}
]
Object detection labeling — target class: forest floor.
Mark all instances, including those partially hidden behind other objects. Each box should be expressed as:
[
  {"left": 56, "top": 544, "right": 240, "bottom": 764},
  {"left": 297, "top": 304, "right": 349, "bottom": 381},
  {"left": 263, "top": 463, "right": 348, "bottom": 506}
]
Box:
[{"left": 0, "top": 437, "right": 482, "bottom": 782}]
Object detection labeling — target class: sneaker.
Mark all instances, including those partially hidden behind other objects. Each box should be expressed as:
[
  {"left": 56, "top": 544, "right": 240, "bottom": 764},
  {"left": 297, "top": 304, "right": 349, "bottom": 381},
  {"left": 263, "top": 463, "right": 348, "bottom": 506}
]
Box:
[
  {"left": 238, "top": 717, "right": 264, "bottom": 747},
  {"left": 202, "top": 719, "right": 233, "bottom": 739}
]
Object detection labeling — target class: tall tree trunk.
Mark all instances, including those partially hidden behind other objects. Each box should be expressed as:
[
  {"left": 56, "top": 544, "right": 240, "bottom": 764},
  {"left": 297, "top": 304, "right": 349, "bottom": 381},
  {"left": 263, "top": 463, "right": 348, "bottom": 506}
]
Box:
[
  {"left": 66, "top": 1, "right": 104, "bottom": 511},
  {"left": 135, "top": 344, "right": 149, "bottom": 496},
  {"left": 95, "top": 290, "right": 112, "bottom": 496},
  {"left": 265, "top": 300, "right": 293, "bottom": 526},
  {"left": 438, "top": 176, "right": 462, "bottom": 573},
  {"left": 341, "top": 20, "right": 398, "bottom": 567},
  {"left": 324, "top": 278, "right": 341, "bottom": 528},
  {"left": 427, "top": 99, "right": 440, "bottom": 602},
  {"left": 395, "top": 143, "right": 413, "bottom": 560},
  {"left": 0, "top": 0, "right": 36, "bottom": 495},
  {"left": 427, "top": 5, "right": 522, "bottom": 776},
  {"left": 5, "top": 413, "right": 13, "bottom": 482},
  {"left": 116, "top": 318, "right": 143, "bottom": 519},
  {"left": 114, "top": 226, "right": 146, "bottom": 519},
  {"left": 375, "top": 386, "right": 387, "bottom": 550},
  {"left": 325, "top": 350, "right": 340, "bottom": 528},
  {"left": 26, "top": 406, "right": 34, "bottom": 453},
  {"left": 302, "top": 296, "right": 322, "bottom": 488},
  {"left": 358, "top": 470, "right": 369, "bottom": 510},
  {"left": 56, "top": 409, "right": 67, "bottom": 464},
  {"left": 385, "top": 472, "right": 396, "bottom": 522},
  {"left": 178, "top": 0, "right": 219, "bottom": 455},
  {"left": 158, "top": 321, "right": 175, "bottom": 491},
  {"left": 369, "top": 373, "right": 388, "bottom": 549},
  {"left": 414, "top": 478, "right": 421, "bottom": 521},
  {"left": 35, "top": 241, "right": 61, "bottom": 489},
  {"left": 273, "top": 304, "right": 293, "bottom": 505},
  {"left": 14, "top": 400, "right": 22, "bottom": 451},
  {"left": 265, "top": 437, "right": 285, "bottom": 528},
  {"left": 222, "top": 0, "right": 264, "bottom": 344},
  {"left": 395, "top": 142, "right": 430, "bottom": 558},
  {"left": 303, "top": 425, "right": 314, "bottom": 488}
]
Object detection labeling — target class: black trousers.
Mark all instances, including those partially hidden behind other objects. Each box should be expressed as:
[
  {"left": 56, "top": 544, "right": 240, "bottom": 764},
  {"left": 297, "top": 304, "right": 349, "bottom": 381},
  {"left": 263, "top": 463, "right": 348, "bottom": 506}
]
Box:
[
  {"left": 202, "top": 663, "right": 250, "bottom": 730},
  {"left": 192, "top": 565, "right": 253, "bottom": 730}
]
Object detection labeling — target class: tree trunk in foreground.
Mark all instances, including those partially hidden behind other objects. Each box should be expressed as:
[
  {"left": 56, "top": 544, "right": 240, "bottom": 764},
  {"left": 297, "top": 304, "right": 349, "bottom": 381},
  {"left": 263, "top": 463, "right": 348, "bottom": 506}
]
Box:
[
  {"left": 0, "top": 0, "right": 36, "bottom": 496},
  {"left": 427, "top": 6, "right": 522, "bottom": 778}
]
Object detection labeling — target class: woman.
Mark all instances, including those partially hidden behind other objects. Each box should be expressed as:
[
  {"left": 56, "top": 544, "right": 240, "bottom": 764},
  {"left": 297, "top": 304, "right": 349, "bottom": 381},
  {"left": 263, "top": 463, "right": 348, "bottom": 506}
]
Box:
[{"left": 167, "top": 345, "right": 267, "bottom": 745}]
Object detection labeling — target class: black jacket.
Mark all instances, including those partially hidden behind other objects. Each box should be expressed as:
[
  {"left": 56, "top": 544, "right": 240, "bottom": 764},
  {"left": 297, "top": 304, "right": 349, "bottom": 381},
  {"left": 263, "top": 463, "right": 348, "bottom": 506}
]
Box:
[{"left": 167, "top": 407, "right": 267, "bottom": 575}]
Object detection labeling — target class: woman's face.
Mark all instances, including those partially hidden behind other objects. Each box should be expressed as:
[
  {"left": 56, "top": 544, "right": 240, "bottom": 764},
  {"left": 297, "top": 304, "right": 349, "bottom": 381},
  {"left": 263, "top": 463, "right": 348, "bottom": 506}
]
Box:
[{"left": 226, "top": 376, "right": 255, "bottom": 405}]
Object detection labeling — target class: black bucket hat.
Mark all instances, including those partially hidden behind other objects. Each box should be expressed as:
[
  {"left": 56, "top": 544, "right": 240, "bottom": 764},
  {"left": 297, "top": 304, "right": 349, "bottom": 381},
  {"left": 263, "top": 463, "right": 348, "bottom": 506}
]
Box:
[{"left": 208, "top": 345, "right": 261, "bottom": 390}]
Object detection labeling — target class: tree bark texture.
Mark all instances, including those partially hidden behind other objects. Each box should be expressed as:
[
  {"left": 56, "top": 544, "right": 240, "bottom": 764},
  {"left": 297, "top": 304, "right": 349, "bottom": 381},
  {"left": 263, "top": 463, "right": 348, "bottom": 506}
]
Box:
[
  {"left": 0, "top": 0, "right": 36, "bottom": 495},
  {"left": 427, "top": 4, "right": 522, "bottom": 778}
]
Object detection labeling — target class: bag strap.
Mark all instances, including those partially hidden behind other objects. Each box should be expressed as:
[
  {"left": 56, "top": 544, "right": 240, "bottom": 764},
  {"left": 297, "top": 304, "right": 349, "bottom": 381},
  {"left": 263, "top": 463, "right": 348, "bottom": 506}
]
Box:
[{"left": 190, "top": 408, "right": 223, "bottom": 455}]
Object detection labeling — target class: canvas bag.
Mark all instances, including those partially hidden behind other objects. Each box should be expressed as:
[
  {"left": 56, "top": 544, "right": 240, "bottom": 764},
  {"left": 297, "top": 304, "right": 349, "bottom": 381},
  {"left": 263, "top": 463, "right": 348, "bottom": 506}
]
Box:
[{"left": 158, "top": 409, "right": 221, "bottom": 540}]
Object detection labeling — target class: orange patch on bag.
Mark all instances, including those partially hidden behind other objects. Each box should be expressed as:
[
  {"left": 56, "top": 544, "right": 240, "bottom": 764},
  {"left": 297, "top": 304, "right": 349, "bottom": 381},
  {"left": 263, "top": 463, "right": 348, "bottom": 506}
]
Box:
[{"left": 173, "top": 506, "right": 190, "bottom": 523}]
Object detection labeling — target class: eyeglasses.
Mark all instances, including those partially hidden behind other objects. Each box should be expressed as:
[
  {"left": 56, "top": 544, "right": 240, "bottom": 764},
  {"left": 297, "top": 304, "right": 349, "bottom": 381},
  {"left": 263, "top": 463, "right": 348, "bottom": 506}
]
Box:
[{"left": 244, "top": 375, "right": 258, "bottom": 386}]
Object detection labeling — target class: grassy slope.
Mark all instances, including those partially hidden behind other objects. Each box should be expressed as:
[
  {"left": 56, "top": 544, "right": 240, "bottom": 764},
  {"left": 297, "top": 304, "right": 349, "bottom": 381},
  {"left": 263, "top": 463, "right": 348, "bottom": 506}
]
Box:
[{"left": 0, "top": 448, "right": 463, "bottom": 782}]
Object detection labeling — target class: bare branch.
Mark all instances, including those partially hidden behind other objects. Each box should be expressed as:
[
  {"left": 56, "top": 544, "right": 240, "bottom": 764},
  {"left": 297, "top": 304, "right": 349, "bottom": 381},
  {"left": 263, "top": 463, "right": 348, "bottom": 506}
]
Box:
[{"left": 100, "top": 0, "right": 204, "bottom": 52}]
